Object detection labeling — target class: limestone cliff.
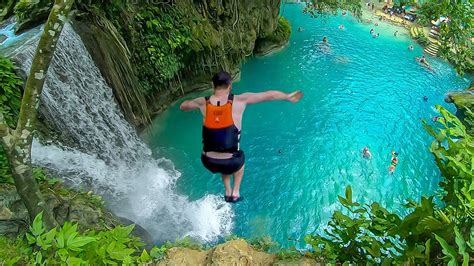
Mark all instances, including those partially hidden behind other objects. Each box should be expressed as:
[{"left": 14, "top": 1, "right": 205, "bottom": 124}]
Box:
[
  {"left": 73, "top": 0, "right": 289, "bottom": 126},
  {"left": 158, "top": 239, "right": 316, "bottom": 266}
]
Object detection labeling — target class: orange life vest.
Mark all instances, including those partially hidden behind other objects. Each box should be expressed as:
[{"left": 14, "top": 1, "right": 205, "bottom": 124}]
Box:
[{"left": 202, "top": 94, "right": 240, "bottom": 152}]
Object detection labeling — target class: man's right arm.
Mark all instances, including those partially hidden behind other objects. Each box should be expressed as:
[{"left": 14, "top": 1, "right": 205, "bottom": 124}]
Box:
[
  {"left": 238, "top": 90, "right": 303, "bottom": 105},
  {"left": 180, "top": 97, "right": 205, "bottom": 111}
]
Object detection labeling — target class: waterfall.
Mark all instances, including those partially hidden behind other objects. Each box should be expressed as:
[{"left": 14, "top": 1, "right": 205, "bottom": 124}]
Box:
[{"left": 7, "top": 23, "right": 233, "bottom": 242}]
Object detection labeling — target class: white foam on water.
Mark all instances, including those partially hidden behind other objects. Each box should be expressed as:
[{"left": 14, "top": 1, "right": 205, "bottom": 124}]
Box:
[{"left": 13, "top": 23, "right": 233, "bottom": 243}]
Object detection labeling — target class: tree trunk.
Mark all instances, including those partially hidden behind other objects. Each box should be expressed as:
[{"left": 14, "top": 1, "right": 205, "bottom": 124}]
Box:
[{"left": 0, "top": 0, "right": 75, "bottom": 229}]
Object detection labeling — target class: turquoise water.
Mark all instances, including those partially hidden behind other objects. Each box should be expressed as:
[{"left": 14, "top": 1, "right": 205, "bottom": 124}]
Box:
[{"left": 143, "top": 5, "right": 471, "bottom": 247}]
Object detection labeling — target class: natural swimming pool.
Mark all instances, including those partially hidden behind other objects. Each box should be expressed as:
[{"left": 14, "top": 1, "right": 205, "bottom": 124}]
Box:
[{"left": 143, "top": 4, "right": 472, "bottom": 247}]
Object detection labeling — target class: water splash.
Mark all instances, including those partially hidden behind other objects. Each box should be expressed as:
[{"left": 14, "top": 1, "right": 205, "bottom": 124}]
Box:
[{"left": 10, "top": 23, "right": 233, "bottom": 243}]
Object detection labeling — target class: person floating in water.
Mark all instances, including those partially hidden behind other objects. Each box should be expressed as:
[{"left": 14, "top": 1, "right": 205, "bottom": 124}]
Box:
[
  {"left": 342, "top": 10, "right": 347, "bottom": 16},
  {"left": 298, "top": 26, "right": 304, "bottom": 32},
  {"left": 362, "top": 147, "right": 372, "bottom": 159},
  {"left": 388, "top": 151, "right": 399, "bottom": 174},
  {"left": 423, "top": 96, "right": 428, "bottom": 102},
  {"left": 339, "top": 25, "right": 345, "bottom": 30},
  {"left": 322, "top": 36, "right": 328, "bottom": 43},
  {"left": 394, "top": 31, "right": 399, "bottom": 37},
  {"left": 180, "top": 71, "right": 303, "bottom": 203},
  {"left": 370, "top": 28, "right": 375, "bottom": 35},
  {"left": 373, "top": 33, "right": 380, "bottom": 38},
  {"left": 408, "top": 45, "right": 414, "bottom": 50},
  {"left": 417, "top": 55, "right": 433, "bottom": 71}
]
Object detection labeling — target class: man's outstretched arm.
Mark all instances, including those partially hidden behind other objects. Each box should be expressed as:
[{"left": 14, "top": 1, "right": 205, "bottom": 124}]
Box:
[
  {"left": 180, "top": 97, "right": 205, "bottom": 111},
  {"left": 238, "top": 90, "right": 303, "bottom": 105}
]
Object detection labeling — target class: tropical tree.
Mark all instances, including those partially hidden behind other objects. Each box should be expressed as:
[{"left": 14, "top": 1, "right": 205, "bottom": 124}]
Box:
[
  {"left": 0, "top": 0, "right": 75, "bottom": 229},
  {"left": 418, "top": 0, "right": 473, "bottom": 75},
  {"left": 305, "top": 0, "right": 362, "bottom": 17}
]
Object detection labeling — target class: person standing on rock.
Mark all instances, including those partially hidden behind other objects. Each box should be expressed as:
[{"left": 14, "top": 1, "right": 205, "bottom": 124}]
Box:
[{"left": 180, "top": 71, "right": 303, "bottom": 203}]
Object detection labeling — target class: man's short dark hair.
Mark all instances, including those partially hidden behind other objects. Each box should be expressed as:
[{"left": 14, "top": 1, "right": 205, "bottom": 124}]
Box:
[{"left": 212, "top": 71, "right": 232, "bottom": 89}]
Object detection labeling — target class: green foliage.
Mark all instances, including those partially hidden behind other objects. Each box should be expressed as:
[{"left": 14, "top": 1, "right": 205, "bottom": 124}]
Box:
[
  {"left": 276, "top": 247, "right": 302, "bottom": 261},
  {"left": 414, "top": 31, "right": 430, "bottom": 47},
  {"left": 0, "top": 56, "right": 22, "bottom": 129},
  {"left": 305, "top": 106, "right": 473, "bottom": 264},
  {"left": 305, "top": 0, "right": 362, "bottom": 17},
  {"left": 417, "top": 0, "right": 473, "bottom": 75},
  {"left": 424, "top": 106, "right": 474, "bottom": 223},
  {"left": 434, "top": 226, "right": 474, "bottom": 266},
  {"left": 133, "top": 6, "right": 193, "bottom": 94},
  {"left": 0, "top": 56, "right": 23, "bottom": 184},
  {"left": 264, "top": 17, "right": 292, "bottom": 44},
  {"left": 162, "top": 236, "right": 203, "bottom": 250},
  {"left": 13, "top": 0, "right": 53, "bottom": 22},
  {"left": 7, "top": 212, "right": 159, "bottom": 265},
  {"left": 249, "top": 236, "right": 277, "bottom": 252},
  {"left": 0, "top": 235, "right": 31, "bottom": 265}
]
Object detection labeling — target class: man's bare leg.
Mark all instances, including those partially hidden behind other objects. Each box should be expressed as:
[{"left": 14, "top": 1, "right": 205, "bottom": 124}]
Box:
[
  {"left": 222, "top": 174, "right": 232, "bottom": 197},
  {"left": 231, "top": 165, "right": 245, "bottom": 199}
]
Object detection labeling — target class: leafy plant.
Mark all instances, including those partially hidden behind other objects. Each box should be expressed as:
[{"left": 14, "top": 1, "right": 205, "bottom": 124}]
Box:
[
  {"left": 305, "top": 0, "right": 362, "bottom": 17},
  {"left": 133, "top": 5, "right": 193, "bottom": 94},
  {"left": 424, "top": 105, "right": 474, "bottom": 223},
  {"left": 434, "top": 226, "right": 473, "bottom": 266},
  {"left": 417, "top": 0, "right": 473, "bottom": 75},
  {"left": 0, "top": 56, "right": 23, "bottom": 184},
  {"left": 20, "top": 212, "right": 155, "bottom": 265},
  {"left": 249, "top": 236, "right": 277, "bottom": 252},
  {"left": 305, "top": 106, "right": 473, "bottom": 264}
]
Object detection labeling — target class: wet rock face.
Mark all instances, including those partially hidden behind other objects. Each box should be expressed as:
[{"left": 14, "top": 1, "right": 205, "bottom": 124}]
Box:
[{"left": 0, "top": 184, "right": 116, "bottom": 237}]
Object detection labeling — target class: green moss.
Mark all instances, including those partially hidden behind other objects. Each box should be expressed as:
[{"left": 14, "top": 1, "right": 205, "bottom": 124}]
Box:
[
  {"left": 0, "top": 236, "right": 31, "bottom": 265},
  {"left": 266, "top": 17, "right": 292, "bottom": 44}
]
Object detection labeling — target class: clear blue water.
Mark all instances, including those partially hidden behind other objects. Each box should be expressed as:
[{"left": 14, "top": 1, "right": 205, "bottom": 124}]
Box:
[{"left": 143, "top": 4, "right": 471, "bottom": 247}]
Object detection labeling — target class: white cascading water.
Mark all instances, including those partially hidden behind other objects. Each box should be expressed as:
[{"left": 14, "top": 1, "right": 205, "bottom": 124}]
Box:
[{"left": 8, "top": 23, "right": 233, "bottom": 242}]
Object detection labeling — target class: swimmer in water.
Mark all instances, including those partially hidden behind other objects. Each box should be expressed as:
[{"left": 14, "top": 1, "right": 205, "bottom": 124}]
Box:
[
  {"left": 432, "top": 116, "right": 441, "bottom": 122},
  {"left": 408, "top": 45, "right": 414, "bottom": 50},
  {"left": 318, "top": 36, "right": 331, "bottom": 54},
  {"left": 298, "top": 26, "right": 304, "bottom": 32},
  {"left": 339, "top": 25, "right": 345, "bottom": 30},
  {"left": 370, "top": 28, "right": 375, "bottom": 34},
  {"left": 417, "top": 55, "right": 433, "bottom": 71},
  {"left": 342, "top": 10, "right": 347, "bottom": 16},
  {"left": 388, "top": 151, "right": 398, "bottom": 174},
  {"left": 423, "top": 96, "right": 428, "bottom": 102},
  {"left": 394, "top": 30, "right": 399, "bottom": 37},
  {"left": 362, "top": 147, "right": 372, "bottom": 159}
]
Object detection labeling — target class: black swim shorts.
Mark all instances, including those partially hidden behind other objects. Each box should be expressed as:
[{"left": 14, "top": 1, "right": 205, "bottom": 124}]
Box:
[{"left": 201, "top": 150, "right": 245, "bottom": 175}]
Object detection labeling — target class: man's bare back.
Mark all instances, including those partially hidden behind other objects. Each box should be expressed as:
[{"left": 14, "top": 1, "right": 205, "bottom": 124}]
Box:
[{"left": 180, "top": 71, "right": 302, "bottom": 202}]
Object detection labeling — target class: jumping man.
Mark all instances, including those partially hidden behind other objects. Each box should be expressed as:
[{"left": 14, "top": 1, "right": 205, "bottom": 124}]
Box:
[{"left": 180, "top": 71, "right": 303, "bottom": 203}]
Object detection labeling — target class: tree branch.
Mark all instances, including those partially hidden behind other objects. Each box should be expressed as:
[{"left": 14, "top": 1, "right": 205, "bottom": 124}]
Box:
[{"left": 16, "top": 0, "right": 75, "bottom": 135}]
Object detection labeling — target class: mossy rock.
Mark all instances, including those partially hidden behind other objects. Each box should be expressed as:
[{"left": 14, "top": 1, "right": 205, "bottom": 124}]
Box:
[
  {"left": 14, "top": 0, "right": 53, "bottom": 33},
  {"left": 0, "top": 0, "right": 18, "bottom": 21},
  {"left": 254, "top": 16, "right": 291, "bottom": 55}
]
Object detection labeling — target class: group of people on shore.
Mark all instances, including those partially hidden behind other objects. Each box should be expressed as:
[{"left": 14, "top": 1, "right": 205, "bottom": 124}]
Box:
[{"left": 362, "top": 147, "right": 399, "bottom": 174}]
